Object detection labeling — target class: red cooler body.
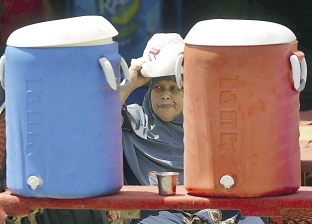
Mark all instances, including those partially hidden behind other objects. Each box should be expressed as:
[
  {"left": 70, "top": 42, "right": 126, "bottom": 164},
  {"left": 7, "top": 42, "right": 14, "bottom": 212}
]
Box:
[{"left": 182, "top": 19, "right": 307, "bottom": 197}]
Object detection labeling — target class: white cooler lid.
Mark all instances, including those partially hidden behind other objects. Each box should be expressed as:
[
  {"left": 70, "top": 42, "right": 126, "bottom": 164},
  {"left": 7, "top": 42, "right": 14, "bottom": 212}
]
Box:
[
  {"left": 184, "top": 19, "right": 296, "bottom": 46},
  {"left": 6, "top": 16, "right": 118, "bottom": 47}
]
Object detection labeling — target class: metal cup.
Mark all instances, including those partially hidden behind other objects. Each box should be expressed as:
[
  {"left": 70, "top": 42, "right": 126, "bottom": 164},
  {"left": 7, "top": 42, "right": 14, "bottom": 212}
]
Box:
[{"left": 150, "top": 171, "right": 179, "bottom": 196}]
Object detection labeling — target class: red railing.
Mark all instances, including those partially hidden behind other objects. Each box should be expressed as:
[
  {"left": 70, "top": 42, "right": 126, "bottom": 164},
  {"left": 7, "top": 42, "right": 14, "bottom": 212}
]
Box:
[{"left": 1, "top": 185, "right": 312, "bottom": 224}]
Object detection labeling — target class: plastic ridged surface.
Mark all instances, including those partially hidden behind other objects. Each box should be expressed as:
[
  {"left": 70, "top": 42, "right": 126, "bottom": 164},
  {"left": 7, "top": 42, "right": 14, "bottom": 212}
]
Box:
[
  {"left": 5, "top": 44, "right": 123, "bottom": 198},
  {"left": 183, "top": 43, "right": 301, "bottom": 197}
]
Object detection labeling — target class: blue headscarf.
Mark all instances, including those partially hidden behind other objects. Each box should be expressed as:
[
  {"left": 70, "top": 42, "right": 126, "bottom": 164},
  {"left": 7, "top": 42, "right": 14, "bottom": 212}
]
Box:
[{"left": 122, "top": 76, "right": 184, "bottom": 185}]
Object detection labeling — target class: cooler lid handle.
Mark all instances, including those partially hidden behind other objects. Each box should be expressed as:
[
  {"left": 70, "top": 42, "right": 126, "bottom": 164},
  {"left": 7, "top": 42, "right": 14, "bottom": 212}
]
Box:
[
  {"left": 175, "top": 54, "right": 184, "bottom": 89},
  {"left": 290, "top": 52, "right": 307, "bottom": 92},
  {"left": 99, "top": 57, "right": 130, "bottom": 91}
]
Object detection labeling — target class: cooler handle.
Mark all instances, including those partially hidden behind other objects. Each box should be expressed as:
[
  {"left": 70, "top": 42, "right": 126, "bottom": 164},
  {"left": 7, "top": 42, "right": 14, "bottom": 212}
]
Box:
[
  {"left": 290, "top": 51, "right": 307, "bottom": 92},
  {"left": 99, "top": 56, "right": 130, "bottom": 91},
  {"left": 0, "top": 55, "right": 5, "bottom": 114},
  {"left": 175, "top": 54, "right": 184, "bottom": 89},
  {"left": 0, "top": 55, "right": 5, "bottom": 89}
]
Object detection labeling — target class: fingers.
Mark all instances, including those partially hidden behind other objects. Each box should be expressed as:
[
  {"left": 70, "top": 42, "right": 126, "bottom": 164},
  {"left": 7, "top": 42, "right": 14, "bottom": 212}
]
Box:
[
  {"left": 128, "top": 57, "right": 150, "bottom": 89},
  {"left": 130, "top": 57, "right": 145, "bottom": 75},
  {"left": 129, "top": 58, "right": 145, "bottom": 76},
  {"left": 130, "top": 57, "right": 145, "bottom": 68}
]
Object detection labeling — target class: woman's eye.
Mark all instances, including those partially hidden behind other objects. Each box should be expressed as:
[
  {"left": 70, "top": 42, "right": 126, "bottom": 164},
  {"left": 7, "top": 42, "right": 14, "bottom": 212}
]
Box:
[
  {"left": 154, "top": 86, "right": 163, "bottom": 92},
  {"left": 171, "top": 87, "right": 180, "bottom": 93}
]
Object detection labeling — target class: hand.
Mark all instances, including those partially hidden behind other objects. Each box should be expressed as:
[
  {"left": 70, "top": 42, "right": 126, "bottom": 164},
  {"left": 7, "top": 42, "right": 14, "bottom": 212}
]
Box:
[
  {"left": 129, "top": 57, "right": 150, "bottom": 89},
  {"left": 120, "top": 57, "right": 150, "bottom": 104}
]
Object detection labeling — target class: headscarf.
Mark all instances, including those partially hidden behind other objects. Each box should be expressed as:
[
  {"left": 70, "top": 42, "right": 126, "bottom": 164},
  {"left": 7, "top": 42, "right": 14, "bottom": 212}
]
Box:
[{"left": 122, "top": 75, "right": 184, "bottom": 186}]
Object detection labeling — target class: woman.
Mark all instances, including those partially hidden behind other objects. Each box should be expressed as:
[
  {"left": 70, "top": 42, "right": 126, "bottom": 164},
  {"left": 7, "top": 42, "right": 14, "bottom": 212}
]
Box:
[
  {"left": 118, "top": 58, "right": 265, "bottom": 224},
  {"left": 121, "top": 58, "right": 183, "bottom": 187}
]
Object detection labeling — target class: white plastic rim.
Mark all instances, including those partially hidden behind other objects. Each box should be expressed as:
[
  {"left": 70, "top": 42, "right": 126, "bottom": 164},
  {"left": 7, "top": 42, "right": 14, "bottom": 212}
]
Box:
[
  {"left": 184, "top": 19, "right": 296, "bottom": 46},
  {"left": 175, "top": 54, "right": 184, "bottom": 89},
  {"left": 99, "top": 57, "right": 130, "bottom": 91},
  {"left": 290, "top": 55, "right": 307, "bottom": 92},
  {"left": 0, "top": 55, "right": 5, "bottom": 89},
  {"left": 7, "top": 16, "right": 118, "bottom": 47}
]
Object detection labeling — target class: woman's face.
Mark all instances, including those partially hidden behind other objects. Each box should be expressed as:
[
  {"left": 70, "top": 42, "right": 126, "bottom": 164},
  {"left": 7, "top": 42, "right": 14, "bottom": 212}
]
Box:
[{"left": 151, "top": 79, "right": 184, "bottom": 122}]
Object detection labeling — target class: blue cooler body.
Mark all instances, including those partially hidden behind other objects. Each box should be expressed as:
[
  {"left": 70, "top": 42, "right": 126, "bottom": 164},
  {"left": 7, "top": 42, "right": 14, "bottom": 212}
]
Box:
[{"left": 2, "top": 16, "right": 127, "bottom": 198}]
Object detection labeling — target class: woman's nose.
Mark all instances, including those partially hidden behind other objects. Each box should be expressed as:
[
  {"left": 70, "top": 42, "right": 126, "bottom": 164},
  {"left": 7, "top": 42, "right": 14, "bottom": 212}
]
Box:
[{"left": 161, "top": 90, "right": 171, "bottom": 99}]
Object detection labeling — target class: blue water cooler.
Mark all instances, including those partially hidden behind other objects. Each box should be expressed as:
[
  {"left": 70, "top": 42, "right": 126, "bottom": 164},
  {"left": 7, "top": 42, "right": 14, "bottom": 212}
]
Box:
[{"left": 1, "top": 16, "right": 130, "bottom": 198}]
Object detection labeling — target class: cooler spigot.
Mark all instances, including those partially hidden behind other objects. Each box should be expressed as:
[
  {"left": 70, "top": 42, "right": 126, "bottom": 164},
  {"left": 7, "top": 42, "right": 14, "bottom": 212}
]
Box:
[
  {"left": 220, "top": 175, "right": 235, "bottom": 190},
  {"left": 27, "top": 176, "right": 44, "bottom": 190}
]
